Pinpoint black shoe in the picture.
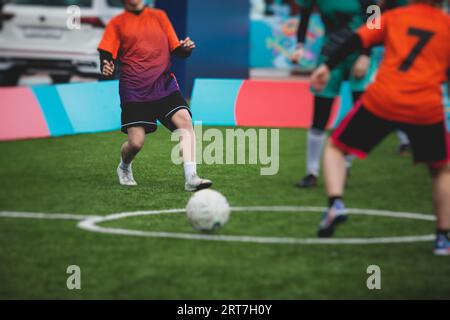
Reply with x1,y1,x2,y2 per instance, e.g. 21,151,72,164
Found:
295,174,318,189
398,144,411,156
317,200,348,238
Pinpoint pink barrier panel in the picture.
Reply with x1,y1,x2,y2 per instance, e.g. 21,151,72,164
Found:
0,87,49,141
235,80,339,128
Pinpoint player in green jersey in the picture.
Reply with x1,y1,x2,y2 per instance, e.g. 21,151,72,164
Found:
291,0,375,188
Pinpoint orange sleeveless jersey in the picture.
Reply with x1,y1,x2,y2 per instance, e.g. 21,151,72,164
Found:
357,3,450,124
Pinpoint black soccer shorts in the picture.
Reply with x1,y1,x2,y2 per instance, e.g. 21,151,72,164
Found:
331,103,450,169
120,91,191,134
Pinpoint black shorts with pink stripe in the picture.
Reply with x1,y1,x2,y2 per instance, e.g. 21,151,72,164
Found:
331,104,450,169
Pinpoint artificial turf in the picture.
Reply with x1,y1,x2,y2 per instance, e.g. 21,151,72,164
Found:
0,127,449,299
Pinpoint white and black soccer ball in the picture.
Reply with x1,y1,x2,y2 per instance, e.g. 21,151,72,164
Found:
186,189,230,231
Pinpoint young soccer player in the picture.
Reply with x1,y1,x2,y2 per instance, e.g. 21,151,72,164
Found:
291,0,375,188
378,0,413,155
310,0,450,255
98,0,212,191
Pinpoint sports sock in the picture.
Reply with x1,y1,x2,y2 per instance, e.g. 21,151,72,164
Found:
345,155,354,170
184,162,197,181
306,128,326,177
120,158,131,171
436,229,450,239
396,130,410,146
328,196,343,208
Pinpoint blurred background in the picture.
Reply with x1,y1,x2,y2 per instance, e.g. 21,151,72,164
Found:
0,0,156,86
0,0,448,138
0,0,323,89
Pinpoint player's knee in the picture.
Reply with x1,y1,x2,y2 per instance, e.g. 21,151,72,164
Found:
173,110,193,130
178,117,193,131
311,119,328,131
312,96,333,131
129,139,144,152
328,139,347,156
310,127,325,135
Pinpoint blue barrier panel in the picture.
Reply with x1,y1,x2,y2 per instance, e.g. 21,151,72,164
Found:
56,80,121,134
156,0,250,97
32,85,74,137
190,79,243,126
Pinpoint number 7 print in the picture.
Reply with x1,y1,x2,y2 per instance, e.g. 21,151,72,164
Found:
399,27,435,72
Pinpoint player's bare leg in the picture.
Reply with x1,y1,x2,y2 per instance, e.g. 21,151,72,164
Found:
117,126,145,186
171,109,212,192
324,140,347,197
432,165,450,255
317,140,348,237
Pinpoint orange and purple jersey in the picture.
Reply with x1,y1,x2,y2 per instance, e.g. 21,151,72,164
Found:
356,3,450,125
98,8,181,103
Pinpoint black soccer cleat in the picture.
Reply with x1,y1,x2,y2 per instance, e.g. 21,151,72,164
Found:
295,174,318,189
397,143,411,156
185,174,213,192
317,200,348,238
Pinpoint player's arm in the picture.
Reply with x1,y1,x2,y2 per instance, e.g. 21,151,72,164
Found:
157,9,195,59
311,34,369,90
172,37,196,59
296,5,313,45
352,0,375,79
311,12,388,91
98,49,115,78
97,18,120,78
290,0,314,64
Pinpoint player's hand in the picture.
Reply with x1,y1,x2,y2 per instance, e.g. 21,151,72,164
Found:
310,64,331,92
180,37,196,51
102,60,115,76
290,45,305,64
352,54,370,79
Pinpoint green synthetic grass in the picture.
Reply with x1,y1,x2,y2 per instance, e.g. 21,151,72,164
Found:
0,127,449,299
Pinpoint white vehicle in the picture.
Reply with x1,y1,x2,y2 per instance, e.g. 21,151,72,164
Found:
0,0,131,85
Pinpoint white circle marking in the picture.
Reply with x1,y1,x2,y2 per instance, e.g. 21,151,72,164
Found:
76,206,435,245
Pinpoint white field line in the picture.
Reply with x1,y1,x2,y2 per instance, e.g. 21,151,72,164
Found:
76,206,436,245
0,211,99,220
0,207,437,245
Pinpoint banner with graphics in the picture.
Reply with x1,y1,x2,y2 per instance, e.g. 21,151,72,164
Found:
250,13,324,70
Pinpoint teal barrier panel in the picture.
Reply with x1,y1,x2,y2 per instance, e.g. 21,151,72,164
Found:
333,82,353,128
190,79,243,126
56,81,121,134
32,85,74,137
443,83,450,130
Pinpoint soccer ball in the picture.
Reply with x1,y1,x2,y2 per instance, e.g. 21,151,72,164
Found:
186,189,230,231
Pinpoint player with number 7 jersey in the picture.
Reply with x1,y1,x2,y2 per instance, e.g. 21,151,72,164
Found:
309,1,450,255
356,1,450,125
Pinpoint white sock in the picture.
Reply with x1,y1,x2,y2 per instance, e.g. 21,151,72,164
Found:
345,155,354,170
397,130,410,146
306,128,326,177
184,162,197,181
120,158,131,170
